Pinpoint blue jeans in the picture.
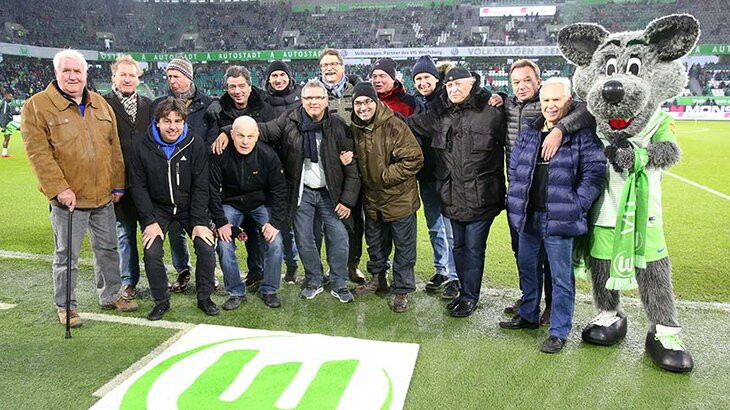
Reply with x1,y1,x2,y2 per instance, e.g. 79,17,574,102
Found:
419,180,457,281
116,219,140,286
451,218,494,303
283,228,298,269
517,212,575,340
168,221,192,274
216,205,283,296
293,187,349,290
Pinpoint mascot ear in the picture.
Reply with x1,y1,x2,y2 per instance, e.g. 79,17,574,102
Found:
558,23,609,67
644,14,700,61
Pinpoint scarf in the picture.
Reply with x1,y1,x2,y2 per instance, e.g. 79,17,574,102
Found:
300,108,323,163
323,75,347,98
172,84,196,104
113,87,138,123
605,147,649,290
152,123,189,159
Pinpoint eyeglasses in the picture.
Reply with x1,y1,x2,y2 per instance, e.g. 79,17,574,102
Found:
353,98,375,108
320,62,342,69
302,96,327,102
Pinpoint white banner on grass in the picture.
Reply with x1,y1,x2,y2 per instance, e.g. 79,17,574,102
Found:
90,324,419,410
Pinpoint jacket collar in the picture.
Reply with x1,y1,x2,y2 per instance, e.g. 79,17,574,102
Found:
220,86,265,113
377,81,406,100
48,81,91,112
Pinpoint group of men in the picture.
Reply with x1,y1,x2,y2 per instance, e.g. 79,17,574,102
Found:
22,47,607,353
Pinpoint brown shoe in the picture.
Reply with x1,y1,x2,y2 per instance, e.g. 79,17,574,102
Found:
393,294,409,313
101,297,139,312
348,264,366,284
58,309,82,328
171,270,191,293
122,284,136,300
354,272,388,295
504,297,522,314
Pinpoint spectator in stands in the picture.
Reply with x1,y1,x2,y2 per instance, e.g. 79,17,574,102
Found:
350,82,423,313
406,67,506,318
210,65,278,293
128,97,219,320
22,49,138,328
500,78,606,353
500,59,594,324
209,116,288,310
319,48,366,284
262,60,303,284
371,57,422,116
1,92,13,158
256,79,361,303
103,55,152,301
152,57,217,295
410,55,459,300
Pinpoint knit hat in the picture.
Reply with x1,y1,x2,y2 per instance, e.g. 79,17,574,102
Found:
412,55,439,80
371,57,397,80
167,57,194,82
352,82,379,105
266,60,291,80
444,66,472,83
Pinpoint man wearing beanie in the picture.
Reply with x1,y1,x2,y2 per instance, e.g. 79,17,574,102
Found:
406,66,506,318
410,55,459,301
151,57,217,294
350,82,423,313
371,57,422,117
262,60,303,284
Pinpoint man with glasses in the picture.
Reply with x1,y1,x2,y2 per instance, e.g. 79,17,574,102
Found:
319,48,366,285
256,79,361,303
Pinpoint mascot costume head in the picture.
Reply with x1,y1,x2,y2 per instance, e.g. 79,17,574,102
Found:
558,14,700,372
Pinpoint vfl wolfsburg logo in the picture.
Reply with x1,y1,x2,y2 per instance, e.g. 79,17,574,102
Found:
92,325,419,409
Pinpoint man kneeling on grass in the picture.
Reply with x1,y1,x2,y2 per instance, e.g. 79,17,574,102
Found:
128,97,219,321
499,78,606,353
210,116,287,310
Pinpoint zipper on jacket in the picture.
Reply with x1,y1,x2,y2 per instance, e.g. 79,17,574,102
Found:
165,137,195,216
176,162,180,186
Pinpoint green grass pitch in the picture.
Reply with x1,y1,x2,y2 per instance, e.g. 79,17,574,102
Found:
0,121,729,408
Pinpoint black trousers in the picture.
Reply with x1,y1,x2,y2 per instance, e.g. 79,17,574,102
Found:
364,213,417,294
143,211,216,303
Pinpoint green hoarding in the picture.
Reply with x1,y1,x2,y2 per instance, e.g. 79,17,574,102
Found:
690,44,730,55
98,49,323,63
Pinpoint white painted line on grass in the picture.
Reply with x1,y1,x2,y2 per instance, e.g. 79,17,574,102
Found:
80,312,195,331
0,302,17,310
664,171,730,201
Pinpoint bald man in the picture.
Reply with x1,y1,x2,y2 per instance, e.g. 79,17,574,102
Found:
209,116,288,309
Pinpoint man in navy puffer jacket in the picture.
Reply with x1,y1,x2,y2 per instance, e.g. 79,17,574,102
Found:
500,78,606,354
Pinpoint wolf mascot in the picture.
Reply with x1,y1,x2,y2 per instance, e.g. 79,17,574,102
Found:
558,14,700,372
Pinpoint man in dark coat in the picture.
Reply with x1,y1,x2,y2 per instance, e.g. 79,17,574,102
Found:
257,79,361,303
151,57,217,294
104,54,152,300
407,67,506,318
128,97,219,321
499,78,606,353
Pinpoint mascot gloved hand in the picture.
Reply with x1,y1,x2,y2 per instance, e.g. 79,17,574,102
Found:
558,14,699,373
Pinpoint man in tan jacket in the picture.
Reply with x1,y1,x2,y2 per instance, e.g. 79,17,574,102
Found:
22,49,137,328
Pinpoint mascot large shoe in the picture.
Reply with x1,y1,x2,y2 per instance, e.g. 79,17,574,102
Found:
558,14,699,373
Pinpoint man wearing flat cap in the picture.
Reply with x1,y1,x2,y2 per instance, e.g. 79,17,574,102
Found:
406,66,506,318
371,57,422,117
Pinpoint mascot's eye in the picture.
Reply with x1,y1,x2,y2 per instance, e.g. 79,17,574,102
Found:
605,57,618,76
627,57,642,76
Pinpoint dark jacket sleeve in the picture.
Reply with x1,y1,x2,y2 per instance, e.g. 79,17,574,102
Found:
265,152,288,230
575,129,607,213
208,150,228,228
189,139,211,227
337,125,361,208
203,110,220,146
257,113,287,147
555,100,596,136
382,120,424,188
127,144,157,227
492,106,507,146
405,109,440,142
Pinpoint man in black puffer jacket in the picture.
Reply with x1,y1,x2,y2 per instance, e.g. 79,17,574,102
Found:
407,66,506,318
263,60,302,115
257,79,361,304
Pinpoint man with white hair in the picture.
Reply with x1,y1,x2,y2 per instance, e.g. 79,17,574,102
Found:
22,49,138,328
500,77,606,353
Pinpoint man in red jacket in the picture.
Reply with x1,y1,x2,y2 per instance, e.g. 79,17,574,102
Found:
371,57,422,117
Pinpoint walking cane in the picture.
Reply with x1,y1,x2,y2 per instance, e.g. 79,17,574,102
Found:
65,208,73,339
